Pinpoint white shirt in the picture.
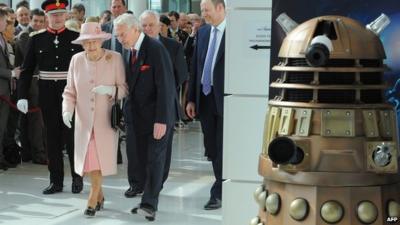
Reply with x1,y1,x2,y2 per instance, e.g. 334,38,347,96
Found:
169,27,179,36
133,32,145,57
18,24,29,33
201,19,226,86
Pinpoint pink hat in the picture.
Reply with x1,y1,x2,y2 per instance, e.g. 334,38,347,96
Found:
71,22,111,44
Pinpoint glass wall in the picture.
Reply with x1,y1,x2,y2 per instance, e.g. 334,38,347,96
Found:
0,0,196,16
71,0,111,17
167,0,190,12
148,0,161,12
0,0,10,6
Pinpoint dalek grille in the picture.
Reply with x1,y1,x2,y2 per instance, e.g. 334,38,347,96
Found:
285,72,314,84
319,72,355,84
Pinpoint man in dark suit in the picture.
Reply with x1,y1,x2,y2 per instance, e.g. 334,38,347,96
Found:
114,13,175,221
168,11,189,44
122,10,188,196
186,0,226,210
14,5,30,36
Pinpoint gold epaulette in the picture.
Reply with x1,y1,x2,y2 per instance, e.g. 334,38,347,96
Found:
29,29,46,37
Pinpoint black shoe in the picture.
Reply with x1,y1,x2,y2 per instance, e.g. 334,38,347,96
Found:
95,198,105,211
84,206,96,217
137,204,156,221
124,185,143,198
5,161,17,168
0,161,9,171
32,155,47,165
42,183,63,194
2,160,16,168
32,158,47,165
21,154,32,162
204,198,221,210
130,205,139,214
72,177,83,194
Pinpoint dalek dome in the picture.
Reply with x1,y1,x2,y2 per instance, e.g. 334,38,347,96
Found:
278,15,386,60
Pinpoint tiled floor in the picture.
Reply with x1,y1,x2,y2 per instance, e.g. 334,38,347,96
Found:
0,122,222,225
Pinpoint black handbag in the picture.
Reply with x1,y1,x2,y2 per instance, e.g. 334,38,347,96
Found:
111,87,123,130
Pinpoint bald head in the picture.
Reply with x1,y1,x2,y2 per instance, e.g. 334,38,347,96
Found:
16,6,30,26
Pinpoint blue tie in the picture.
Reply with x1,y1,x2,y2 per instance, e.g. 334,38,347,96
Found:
202,27,218,95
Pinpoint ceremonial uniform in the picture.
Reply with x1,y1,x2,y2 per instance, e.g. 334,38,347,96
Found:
17,0,84,194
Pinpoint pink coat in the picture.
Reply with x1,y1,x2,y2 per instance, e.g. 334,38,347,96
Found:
62,49,127,176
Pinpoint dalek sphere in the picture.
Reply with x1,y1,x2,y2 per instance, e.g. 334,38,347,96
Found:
251,14,400,225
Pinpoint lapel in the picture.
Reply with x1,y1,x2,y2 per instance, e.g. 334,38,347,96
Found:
200,25,211,66
0,35,10,64
129,35,148,89
215,31,225,65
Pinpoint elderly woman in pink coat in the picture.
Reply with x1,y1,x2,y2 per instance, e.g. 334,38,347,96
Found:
62,22,127,217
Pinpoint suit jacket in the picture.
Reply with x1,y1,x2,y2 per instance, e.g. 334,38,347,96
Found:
124,34,175,134
170,28,189,44
188,24,225,116
159,35,188,87
159,35,188,121
14,25,33,36
14,31,30,67
0,34,12,96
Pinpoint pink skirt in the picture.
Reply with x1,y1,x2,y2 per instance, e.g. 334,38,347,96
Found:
83,130,101,173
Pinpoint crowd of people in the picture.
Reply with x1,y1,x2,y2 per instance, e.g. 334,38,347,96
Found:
0,0,226,221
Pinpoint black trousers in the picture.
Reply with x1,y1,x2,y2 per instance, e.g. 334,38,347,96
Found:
3,88,19,148
136,128,170,210
124,100,144,188
163,129,174,183
20,78,46,160
199,90,223,200
38,80,80,186
125,100,174,189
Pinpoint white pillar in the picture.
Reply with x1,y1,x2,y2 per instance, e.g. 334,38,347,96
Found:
223,0,272,224
128,0,147,17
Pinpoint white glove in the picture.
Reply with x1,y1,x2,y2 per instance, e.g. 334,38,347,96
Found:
17,99,28,114
92,85,116,96
12,67,21,79
63,112,73,128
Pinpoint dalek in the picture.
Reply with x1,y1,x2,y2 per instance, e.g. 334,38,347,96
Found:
251,14,400,225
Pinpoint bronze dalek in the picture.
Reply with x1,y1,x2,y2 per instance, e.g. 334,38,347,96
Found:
252,14,400,225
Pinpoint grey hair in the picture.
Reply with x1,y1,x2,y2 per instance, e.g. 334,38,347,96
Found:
113,13,140,30
139,10,160,25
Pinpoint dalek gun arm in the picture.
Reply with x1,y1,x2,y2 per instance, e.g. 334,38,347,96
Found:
267,137,304,165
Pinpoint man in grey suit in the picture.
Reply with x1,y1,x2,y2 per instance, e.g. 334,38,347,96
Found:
0,9,20,170
101,0,127,53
